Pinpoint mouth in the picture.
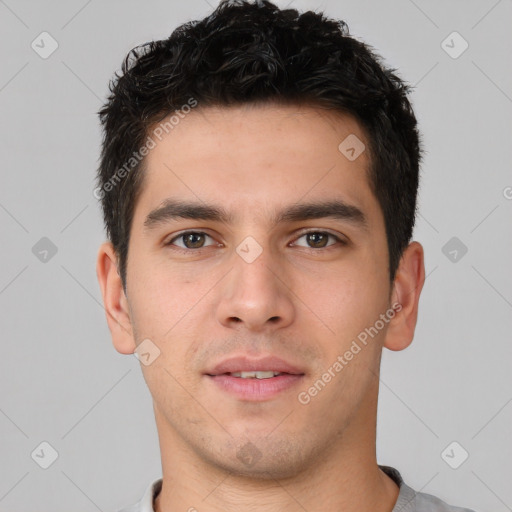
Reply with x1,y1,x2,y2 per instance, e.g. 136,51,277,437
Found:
207,370,296,379
221,371,287,379
204,356,306,401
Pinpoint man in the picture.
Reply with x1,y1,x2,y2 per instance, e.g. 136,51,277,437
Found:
95,1,477,511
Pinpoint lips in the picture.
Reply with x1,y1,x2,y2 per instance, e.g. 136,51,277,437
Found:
205,356,305,401
205,355,305,377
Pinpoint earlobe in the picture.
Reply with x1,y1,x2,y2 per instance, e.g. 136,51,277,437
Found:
96,242,136,354
384,241,425,352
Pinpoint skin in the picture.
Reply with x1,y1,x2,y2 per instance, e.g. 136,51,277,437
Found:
97,103,424,512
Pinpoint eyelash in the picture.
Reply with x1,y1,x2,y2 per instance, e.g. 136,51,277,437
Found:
291,231,347,249
165,230,346,253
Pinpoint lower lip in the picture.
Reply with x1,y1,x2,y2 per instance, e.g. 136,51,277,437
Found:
206,374,304,401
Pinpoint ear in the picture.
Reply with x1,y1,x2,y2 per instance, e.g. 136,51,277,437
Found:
96,242,136,354
384,241,425,352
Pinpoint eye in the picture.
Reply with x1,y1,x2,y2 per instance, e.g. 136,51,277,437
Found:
292,231,344,249
167,231,217,250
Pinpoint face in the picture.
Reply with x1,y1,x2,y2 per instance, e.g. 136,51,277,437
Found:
109,104,407,478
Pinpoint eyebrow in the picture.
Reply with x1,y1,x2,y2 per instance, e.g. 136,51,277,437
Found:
144,200,234,229
274,200,367,229
143,198,368,231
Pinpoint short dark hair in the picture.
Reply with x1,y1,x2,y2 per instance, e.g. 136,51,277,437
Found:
96,0,421,287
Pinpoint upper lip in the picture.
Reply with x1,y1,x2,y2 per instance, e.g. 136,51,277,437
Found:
205,355,305,376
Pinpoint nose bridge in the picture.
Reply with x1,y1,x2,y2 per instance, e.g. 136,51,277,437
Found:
215,237,295,330
234,241,278,294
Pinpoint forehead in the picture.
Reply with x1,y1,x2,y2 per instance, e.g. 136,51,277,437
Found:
136,103,380,228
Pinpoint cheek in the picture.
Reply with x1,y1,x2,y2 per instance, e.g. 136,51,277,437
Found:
301,262,386,338
126,251,205,340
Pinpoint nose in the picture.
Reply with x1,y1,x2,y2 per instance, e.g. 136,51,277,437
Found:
215,245,295,332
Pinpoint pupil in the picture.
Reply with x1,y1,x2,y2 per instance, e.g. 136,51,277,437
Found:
185,233,204,248
308,233,327,248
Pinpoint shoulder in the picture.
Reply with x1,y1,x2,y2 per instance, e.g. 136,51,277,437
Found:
413,487,477,512
115,478,162,512
396,480,477,512
379,466,477,512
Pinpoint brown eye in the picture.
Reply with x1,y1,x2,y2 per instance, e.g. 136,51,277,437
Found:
306,232,329,248
182,233,206,248
168,231,215,249
292,231,342,249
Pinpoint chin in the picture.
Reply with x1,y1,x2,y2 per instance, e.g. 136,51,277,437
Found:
203,436,309,480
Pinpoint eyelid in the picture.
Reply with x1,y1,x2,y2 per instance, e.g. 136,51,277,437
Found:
165,230,219,249
290,229,347,247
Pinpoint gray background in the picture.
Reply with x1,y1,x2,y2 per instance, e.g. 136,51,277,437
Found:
0,0,511,511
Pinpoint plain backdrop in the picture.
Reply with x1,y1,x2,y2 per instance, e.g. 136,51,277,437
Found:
0,1,511,511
